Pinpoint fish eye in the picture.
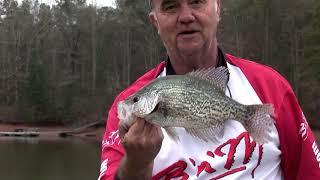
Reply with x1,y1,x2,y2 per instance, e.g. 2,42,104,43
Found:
133,97,139,103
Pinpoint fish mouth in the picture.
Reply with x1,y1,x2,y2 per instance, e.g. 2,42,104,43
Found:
117,101,134,121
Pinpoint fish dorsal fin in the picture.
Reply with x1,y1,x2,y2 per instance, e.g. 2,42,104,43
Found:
188,67,229,92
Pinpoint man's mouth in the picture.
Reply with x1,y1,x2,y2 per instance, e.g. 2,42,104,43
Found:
179,30,198,35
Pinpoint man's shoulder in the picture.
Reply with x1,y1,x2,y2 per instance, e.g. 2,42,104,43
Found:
225,54,294,105
225,54,291,88
113,61,166,104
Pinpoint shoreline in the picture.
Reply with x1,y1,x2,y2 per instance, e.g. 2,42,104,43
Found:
0,122,105,142
0,123,319,144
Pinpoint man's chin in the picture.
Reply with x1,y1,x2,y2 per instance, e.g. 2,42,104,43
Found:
177,46,203,56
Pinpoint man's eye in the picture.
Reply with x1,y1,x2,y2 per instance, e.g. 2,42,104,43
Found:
190,0,204,6
191,0,200,4
165,5,176,10
162,2,178,12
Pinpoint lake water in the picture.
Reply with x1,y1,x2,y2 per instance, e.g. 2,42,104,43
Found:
0,131,318,180
0,137,101,180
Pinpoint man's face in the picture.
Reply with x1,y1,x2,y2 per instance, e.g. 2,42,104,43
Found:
149,0,221,56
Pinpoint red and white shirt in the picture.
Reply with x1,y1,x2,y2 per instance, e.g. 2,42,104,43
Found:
98,54,320,180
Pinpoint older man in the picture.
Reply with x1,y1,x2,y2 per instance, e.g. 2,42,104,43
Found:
99,0,320,179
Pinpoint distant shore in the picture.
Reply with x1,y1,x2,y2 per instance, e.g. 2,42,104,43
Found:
0,122,105,142
0,122,319,144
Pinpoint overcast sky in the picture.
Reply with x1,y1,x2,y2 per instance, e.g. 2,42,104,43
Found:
17,0,116,8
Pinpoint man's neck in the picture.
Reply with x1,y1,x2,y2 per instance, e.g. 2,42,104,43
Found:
167,41,219,75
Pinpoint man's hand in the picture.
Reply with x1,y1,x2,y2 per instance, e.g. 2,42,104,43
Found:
116,117,164,180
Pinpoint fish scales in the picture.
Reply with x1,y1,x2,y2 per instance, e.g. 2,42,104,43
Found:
160,81,242,126
159,80,219,127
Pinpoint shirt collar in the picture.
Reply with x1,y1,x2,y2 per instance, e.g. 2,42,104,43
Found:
165,46,227,75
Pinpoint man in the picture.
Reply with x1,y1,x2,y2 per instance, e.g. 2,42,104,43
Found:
99,0,320,179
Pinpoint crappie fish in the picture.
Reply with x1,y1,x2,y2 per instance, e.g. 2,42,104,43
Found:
117,67,274,143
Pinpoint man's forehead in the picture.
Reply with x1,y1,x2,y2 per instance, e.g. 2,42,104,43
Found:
150,0,177,5
151,0,176,3
149,0,177,7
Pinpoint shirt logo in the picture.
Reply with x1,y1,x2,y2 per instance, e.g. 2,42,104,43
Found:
299,112,308,141
299,123,308,141
153,132,264,179
98,159,108,180
102,130,121,148
312,142,320,168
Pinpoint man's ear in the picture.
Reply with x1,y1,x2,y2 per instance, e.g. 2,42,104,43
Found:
149,12,159,32
216,0,221,19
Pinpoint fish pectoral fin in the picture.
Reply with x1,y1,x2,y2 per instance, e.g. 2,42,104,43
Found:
164,127,180,142
185,124,224,143
145,111,165,126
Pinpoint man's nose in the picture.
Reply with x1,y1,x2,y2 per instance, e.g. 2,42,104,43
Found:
178,5,195,24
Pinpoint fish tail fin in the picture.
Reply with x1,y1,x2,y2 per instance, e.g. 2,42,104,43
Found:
245,104,275,144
